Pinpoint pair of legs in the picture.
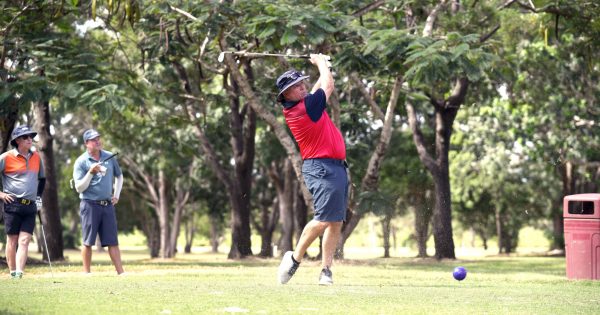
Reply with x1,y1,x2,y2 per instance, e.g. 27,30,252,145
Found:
81,244,124,274
292,219,343,268
5,231,33,273
80,200,124,274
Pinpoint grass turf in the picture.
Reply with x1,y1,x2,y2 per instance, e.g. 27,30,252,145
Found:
1,250,599,314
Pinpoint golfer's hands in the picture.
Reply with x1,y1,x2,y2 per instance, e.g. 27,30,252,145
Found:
0,192,14,204
89,163,102,175
36,196,43,211
111,196,119,205
309,54,332,68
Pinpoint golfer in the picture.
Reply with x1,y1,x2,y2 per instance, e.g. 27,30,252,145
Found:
276,54,348,285
73,129,125,275
0,126,45,279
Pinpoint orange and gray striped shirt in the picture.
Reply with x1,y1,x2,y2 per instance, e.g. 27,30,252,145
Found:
0,149,45,200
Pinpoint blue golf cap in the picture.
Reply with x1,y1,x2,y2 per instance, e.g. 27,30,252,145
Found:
83,129,101,142
276,69,309,102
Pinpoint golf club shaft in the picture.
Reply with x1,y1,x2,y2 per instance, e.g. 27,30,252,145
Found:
219,51,331,62
102,152,119,163
37,211,54,278
224,51,310,59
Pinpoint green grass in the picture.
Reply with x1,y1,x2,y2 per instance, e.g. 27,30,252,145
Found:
1,249,599,314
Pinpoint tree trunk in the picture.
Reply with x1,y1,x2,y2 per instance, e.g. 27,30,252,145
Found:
0,103,18,153
209,212,221,253
414,202,433,258
272,159,295,254
294,184,308,244
33,97,64,261
553,160,575,250
143,217,160,258
157,169,171,258
228,190,253,258
178,56,256,259
382,213,392,258
336,76,403,258
431,168,456,259
405,77,467,260
257,188,278,257
495,207,503,254
168,173,191,257
184,212,196,254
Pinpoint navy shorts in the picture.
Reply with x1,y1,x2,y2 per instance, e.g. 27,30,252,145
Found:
3,199,37,235
302,158,349,222
80,200,119,247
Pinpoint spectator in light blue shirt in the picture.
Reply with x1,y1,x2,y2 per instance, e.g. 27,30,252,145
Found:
73,128,125,275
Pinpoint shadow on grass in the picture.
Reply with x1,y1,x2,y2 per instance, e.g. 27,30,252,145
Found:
333,255,566,276
289,282,492,288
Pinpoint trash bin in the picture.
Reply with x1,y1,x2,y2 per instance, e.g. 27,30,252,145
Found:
563,193,600,280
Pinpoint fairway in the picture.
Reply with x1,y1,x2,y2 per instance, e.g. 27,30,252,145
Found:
2,250,599,314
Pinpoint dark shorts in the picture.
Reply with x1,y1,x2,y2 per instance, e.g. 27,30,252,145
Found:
80,200,119,247
3,199,37,235
302,158,349,222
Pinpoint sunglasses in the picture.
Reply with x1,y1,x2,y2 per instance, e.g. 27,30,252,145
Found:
19,135,33,140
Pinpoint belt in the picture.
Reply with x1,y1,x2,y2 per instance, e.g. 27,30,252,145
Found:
85,199,112,206
304,158,349,168
16,198,34,205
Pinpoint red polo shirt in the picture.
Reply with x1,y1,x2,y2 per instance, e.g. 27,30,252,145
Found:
283,89,346,160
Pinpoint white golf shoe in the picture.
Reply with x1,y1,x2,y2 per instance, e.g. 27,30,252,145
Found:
319,267,333,286
278,251,300,284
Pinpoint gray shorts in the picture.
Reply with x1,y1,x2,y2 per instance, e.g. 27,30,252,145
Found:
302,158,349,222
80,200,119,247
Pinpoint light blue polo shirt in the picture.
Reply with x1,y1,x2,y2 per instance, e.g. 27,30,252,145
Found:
73,150,122,200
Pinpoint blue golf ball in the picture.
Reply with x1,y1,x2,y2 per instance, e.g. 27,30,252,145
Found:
453,266,467,281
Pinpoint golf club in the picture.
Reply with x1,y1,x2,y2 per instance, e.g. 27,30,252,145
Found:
101,152,119,163
68,152,118,191
37,210,55,280
218,51,331,63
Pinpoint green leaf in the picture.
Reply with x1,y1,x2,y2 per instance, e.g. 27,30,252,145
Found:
257,25,277,39
280,29,298,45
451,43,470,61
312,18,336,32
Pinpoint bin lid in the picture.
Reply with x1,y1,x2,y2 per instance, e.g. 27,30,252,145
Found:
564,194,600,219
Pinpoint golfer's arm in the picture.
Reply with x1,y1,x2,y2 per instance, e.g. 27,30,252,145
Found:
75,172,93,193
37,178,46,197
311,77,322,94
113,174,123,199
316,61,334,101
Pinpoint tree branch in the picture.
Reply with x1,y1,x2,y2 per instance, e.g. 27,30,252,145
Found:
445,77,469,108
423,0,448,37
169,5,198,21
361,76,403,190
479,24,501,43
406,102,438,173
122,155,159,204
350,73,385,121
352,0,386,17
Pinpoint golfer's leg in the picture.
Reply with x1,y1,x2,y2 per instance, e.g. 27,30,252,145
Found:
293,220,327,262
6,234,18,272
108,246,124,274
321,221,342,269
82,245,92,273
16,232,32,272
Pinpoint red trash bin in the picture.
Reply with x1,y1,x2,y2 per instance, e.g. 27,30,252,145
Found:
563,193,600,280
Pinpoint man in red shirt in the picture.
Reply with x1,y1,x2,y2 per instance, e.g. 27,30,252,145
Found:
276,54,348,285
